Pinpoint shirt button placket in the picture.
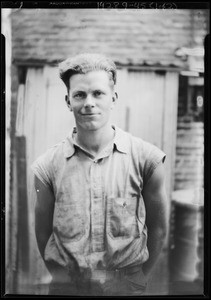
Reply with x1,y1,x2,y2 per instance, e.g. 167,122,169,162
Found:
91,159,104,252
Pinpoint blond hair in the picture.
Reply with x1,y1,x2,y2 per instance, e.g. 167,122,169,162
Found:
59,53,117,90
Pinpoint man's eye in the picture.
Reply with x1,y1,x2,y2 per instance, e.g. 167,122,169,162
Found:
94,91,103,97
74,93,85,99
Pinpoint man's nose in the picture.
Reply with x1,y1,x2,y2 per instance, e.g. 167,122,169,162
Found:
84,95,95,108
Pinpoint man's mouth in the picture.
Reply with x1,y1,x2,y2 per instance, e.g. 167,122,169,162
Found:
81,113,99,116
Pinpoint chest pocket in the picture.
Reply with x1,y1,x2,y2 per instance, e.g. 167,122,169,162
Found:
107,197,140,239
53,203,85,242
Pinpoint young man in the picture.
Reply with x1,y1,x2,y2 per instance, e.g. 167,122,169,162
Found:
32,53,168,296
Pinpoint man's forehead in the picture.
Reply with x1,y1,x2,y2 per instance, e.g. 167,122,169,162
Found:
69,70,112,90
70,70,110,80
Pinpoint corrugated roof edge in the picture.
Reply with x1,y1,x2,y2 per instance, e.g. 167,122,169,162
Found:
13,58,188,71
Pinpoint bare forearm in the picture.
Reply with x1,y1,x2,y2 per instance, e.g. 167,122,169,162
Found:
141,163,168,278
34,176,56,275
35,212,52,259
142,226,167,277
35,217,56,276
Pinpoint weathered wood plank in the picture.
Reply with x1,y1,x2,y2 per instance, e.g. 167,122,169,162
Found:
16,136,29,273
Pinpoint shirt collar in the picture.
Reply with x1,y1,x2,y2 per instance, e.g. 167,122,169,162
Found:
63,130,76,158
63,125,129,158
113,125,129,154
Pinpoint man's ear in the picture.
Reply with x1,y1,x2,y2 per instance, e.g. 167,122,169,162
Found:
111,92,118,107
65,95,72,111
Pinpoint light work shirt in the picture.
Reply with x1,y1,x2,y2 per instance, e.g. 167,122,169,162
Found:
31,126,166,274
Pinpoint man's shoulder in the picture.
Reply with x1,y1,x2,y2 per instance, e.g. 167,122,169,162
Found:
115,126,165,160
117,127,153,149
32,137,69,166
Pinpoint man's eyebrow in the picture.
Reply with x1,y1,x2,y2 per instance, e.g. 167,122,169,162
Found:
72,89,86,94
92,86,107,91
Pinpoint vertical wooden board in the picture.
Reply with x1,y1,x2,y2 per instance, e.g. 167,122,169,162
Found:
15,84,25,136
44,66,75,149
15,136,31,292
113,68,168,147
9,84,25,292
23,68,46,160
3,12,12,284
161,71,179,252
7,152,18,293
162,72,179,201
118,70,165,149
111,68,130,131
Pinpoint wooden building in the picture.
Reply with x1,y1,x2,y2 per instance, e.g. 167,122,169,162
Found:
3,7,208,295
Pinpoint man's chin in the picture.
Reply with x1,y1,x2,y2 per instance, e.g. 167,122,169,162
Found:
79,122,101,131
77,120,111,132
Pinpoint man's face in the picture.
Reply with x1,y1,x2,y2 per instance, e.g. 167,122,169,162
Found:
67,70,117,132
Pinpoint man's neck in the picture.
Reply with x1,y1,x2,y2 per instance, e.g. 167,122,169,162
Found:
75,124,115,157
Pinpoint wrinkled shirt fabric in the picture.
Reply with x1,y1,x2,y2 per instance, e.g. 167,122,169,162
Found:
31,125,166,294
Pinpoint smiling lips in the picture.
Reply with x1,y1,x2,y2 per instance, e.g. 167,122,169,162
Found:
81,113,99,116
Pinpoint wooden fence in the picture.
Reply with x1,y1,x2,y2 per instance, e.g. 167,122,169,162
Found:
8,66,179,295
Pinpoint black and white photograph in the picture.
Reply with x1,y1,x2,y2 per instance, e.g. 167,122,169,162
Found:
2,2,209,296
